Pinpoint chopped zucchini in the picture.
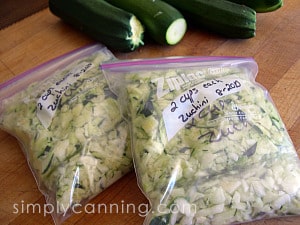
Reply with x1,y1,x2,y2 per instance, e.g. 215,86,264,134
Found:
102,57,300,225
0,45,132,220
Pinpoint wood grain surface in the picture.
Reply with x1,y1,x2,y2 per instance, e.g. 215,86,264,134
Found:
0,1,299,225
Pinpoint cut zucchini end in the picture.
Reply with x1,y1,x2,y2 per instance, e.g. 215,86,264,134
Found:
166,18,187,45
129,16,145,50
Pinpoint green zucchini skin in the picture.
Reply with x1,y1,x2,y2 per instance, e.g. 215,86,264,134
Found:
163,0,256,39
226,0,283,13
106,0,187,45
49,0,144,52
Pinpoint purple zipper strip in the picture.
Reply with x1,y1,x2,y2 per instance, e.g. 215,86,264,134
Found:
101,56,253,69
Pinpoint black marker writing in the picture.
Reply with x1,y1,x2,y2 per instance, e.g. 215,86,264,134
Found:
178,96,208,123
215,80,241,96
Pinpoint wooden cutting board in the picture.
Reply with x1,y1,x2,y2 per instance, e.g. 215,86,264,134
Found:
0,1,299,225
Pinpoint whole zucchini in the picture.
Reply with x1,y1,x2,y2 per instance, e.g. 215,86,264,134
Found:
106,0,187,45
163,0,256,39
226,0,283,13
49,0,144,52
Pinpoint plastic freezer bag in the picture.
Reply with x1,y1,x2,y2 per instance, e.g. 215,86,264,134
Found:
0,44,132,224
102,57,300,225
